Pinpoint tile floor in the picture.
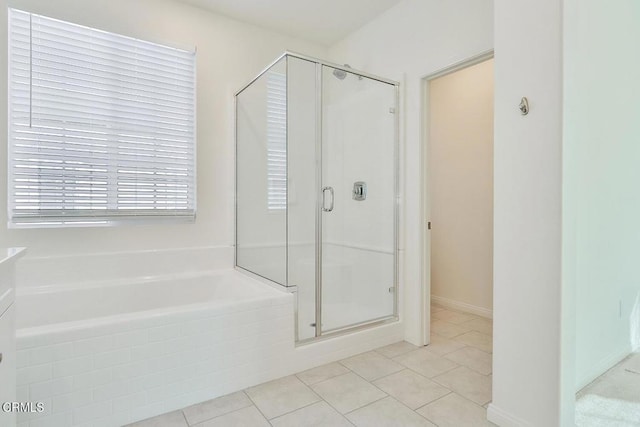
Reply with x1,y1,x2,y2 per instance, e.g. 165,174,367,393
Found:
126,304,495,427
576,351,640,426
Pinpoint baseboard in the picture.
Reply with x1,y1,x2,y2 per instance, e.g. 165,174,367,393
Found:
431,295,493,319
576,344,632,391
487,403,531,427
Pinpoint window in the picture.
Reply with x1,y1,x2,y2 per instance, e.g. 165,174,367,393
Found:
8,9,196,226
266,71,286,211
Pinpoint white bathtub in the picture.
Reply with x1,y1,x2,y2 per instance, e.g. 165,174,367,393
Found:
14,270,293,427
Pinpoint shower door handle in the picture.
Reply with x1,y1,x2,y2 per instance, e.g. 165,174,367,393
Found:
322,187,334,212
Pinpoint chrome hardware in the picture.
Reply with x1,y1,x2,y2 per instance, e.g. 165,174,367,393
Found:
322,186,334,212
519,97,529,115
388,287,395,293
0,353,2,364
352,182,366,201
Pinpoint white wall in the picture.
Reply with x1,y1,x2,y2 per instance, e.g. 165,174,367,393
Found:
564,0,640,392
490,1,565,426
0,0,327,284
429,59,494,317
328,0,494,345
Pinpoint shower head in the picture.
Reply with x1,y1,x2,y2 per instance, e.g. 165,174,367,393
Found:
332,65,350,80
332,64,363,81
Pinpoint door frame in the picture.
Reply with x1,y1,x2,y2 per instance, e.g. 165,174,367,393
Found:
420,50,494,344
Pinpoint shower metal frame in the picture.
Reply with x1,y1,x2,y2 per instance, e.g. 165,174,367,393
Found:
234,51,400,343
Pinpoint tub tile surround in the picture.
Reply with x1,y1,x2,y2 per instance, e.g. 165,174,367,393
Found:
126,305,496,427
0,248,27,427
15,268,404,427
16,298,294,426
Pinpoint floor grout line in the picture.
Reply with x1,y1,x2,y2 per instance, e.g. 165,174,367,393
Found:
312,363,394,417
313,391,358,426
266,398,322,423
342,393,390,416
180,408,190,427
372,342,420,360
182,391,255,426
369,366,411,382
242,389,272,423
401,361,461,384
300,369,359,426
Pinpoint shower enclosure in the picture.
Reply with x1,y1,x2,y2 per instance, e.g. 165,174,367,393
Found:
235,52,398,342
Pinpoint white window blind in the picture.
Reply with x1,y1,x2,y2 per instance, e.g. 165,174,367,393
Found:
8,9,196,226
266,71,286,211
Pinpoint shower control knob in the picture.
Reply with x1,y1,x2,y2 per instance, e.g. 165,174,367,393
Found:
353,182,367,201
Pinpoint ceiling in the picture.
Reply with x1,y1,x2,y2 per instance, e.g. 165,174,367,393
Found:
177,0,403,46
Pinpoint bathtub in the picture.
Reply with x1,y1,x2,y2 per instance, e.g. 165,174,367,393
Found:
14,270,293,427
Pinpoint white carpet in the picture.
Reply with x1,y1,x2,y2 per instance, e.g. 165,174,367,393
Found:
576,353,640,426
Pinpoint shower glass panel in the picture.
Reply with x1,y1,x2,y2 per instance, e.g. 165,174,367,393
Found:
320,66,397,332
235,53,398,342
287,57,318,341
236,58,287,285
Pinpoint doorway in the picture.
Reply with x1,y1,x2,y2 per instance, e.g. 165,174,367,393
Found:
422,54,494,352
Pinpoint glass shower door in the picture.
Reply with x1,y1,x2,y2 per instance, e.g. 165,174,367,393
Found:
319,65,397,333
